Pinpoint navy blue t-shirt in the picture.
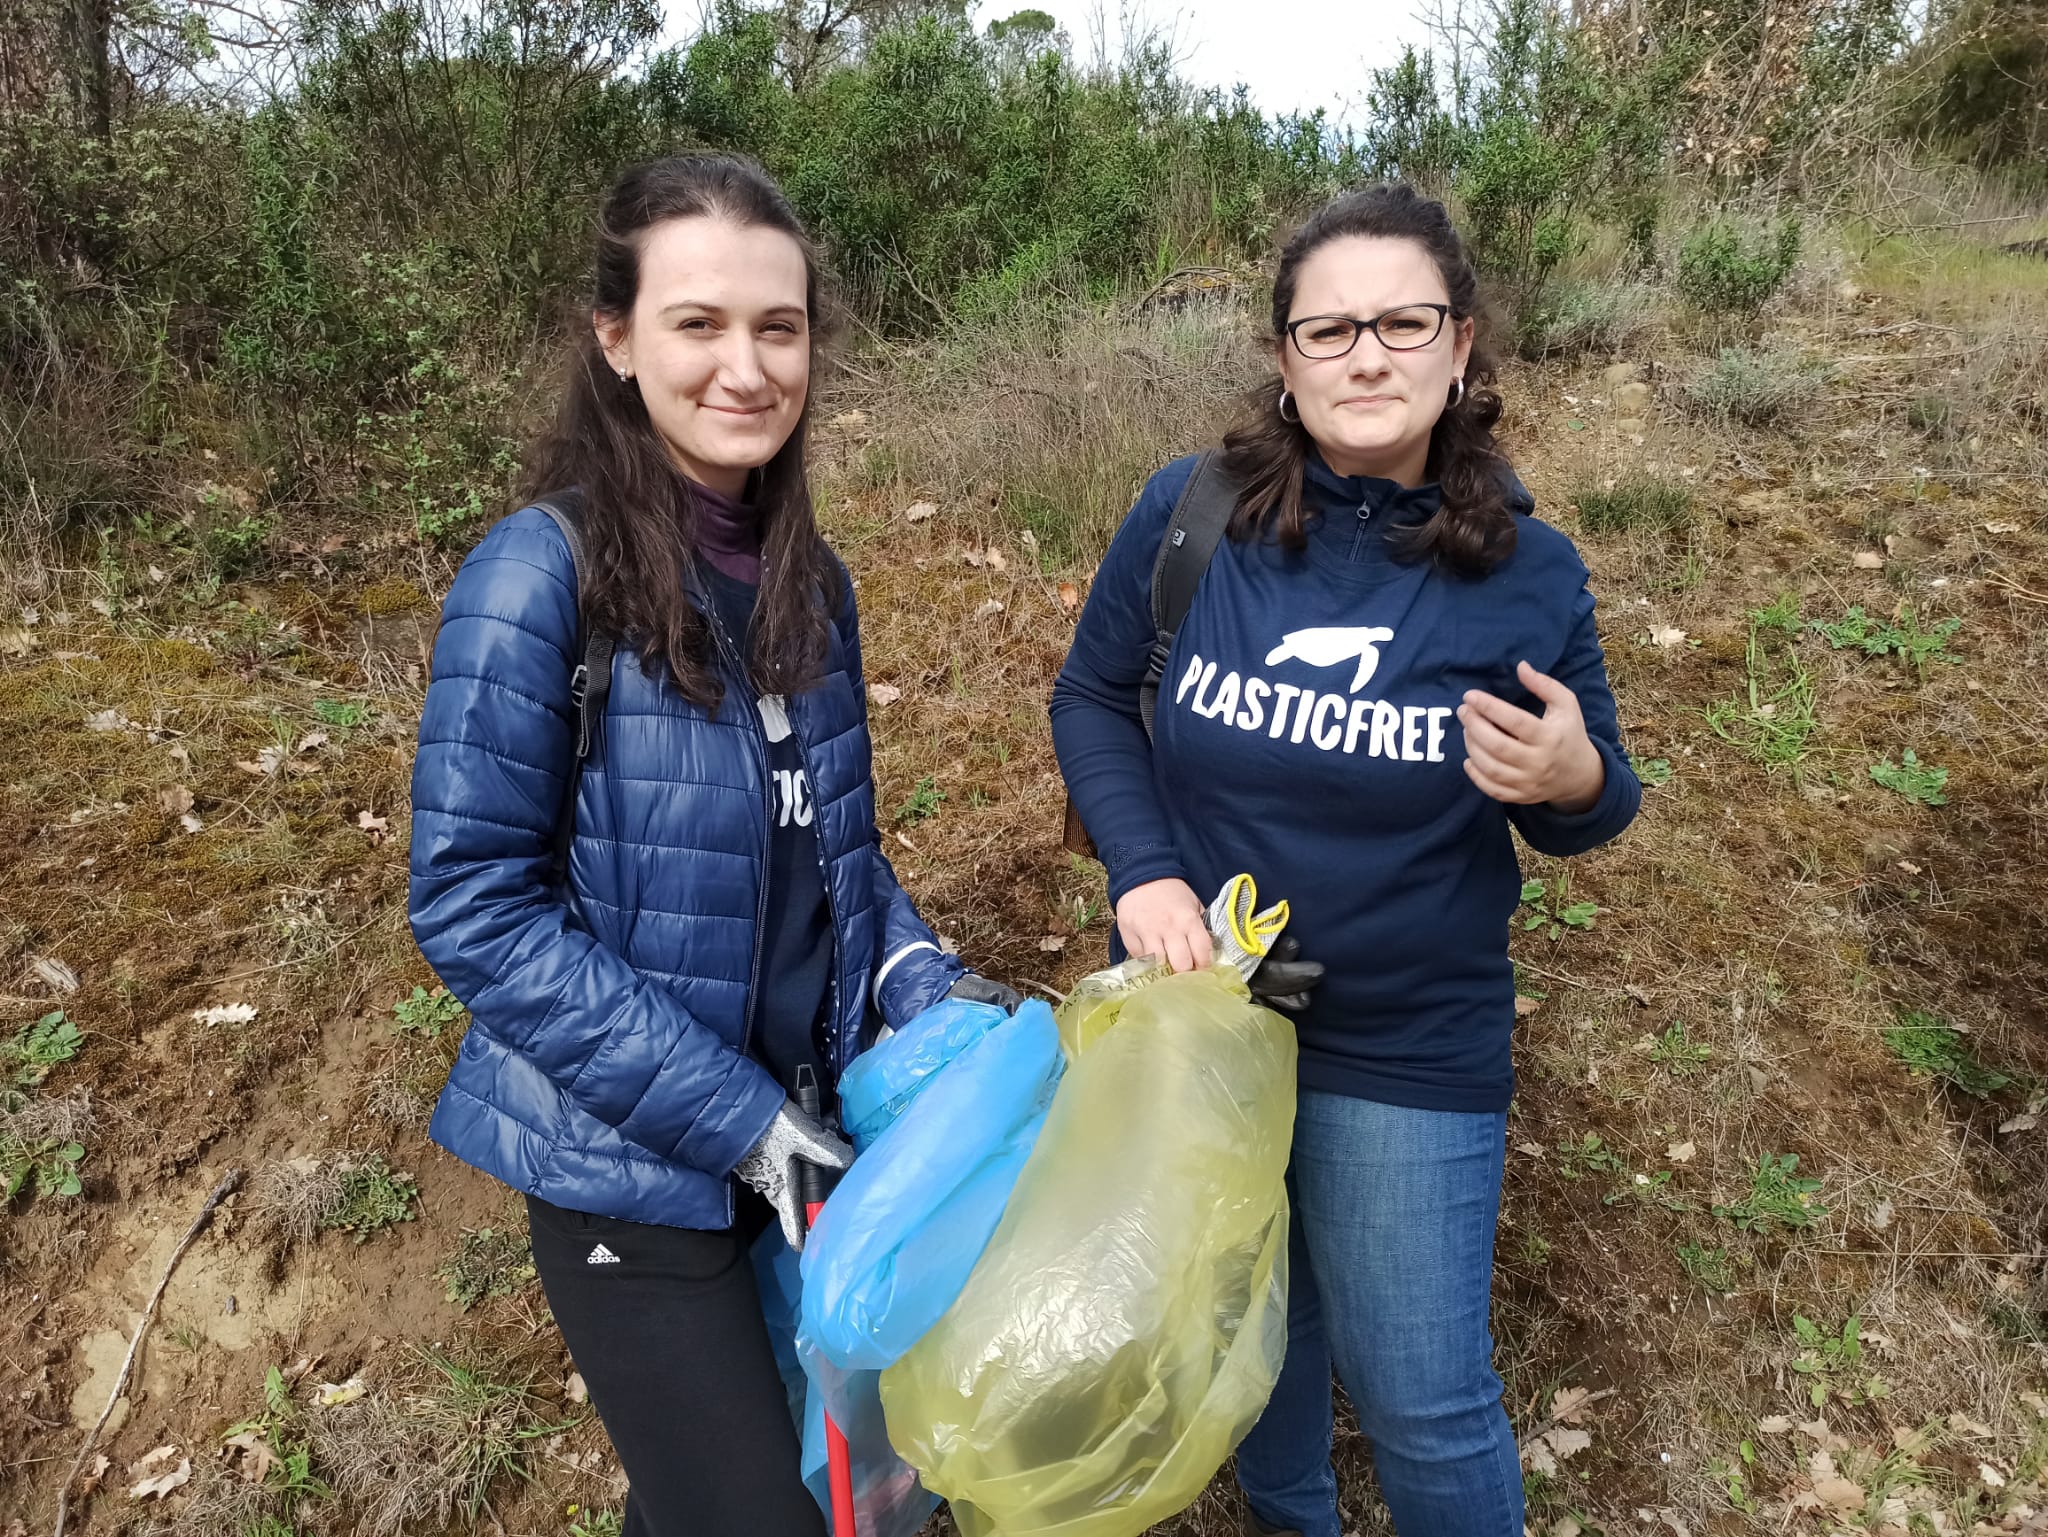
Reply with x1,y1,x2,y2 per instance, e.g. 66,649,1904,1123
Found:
702,566,834,1097
1050,453,1641,1112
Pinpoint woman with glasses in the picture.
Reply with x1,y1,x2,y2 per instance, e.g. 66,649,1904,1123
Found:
1050,184,1640,1537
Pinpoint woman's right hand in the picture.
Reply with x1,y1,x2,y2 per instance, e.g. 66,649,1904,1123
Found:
1114,878,1214,975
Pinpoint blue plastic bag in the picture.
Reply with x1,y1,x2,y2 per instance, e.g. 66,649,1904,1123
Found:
753,1229,936,1537
838,997,1008,1152
800,998,1063,1371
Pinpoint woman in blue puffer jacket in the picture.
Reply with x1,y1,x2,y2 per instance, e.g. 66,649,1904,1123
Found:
407,154,1013,1537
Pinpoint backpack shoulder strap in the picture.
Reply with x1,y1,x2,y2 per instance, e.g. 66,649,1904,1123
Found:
1137,449,1239,738
529,492,614,883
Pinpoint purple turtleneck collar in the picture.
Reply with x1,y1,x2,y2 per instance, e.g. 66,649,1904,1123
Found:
691,477,762,585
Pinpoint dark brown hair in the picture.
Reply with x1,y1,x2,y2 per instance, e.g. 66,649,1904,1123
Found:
522,153,842,711
1219,183,1518,577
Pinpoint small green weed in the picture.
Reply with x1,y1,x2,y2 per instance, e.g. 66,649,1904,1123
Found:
1790,1313,1890,1409
1520,875,1598,940
1883,1011,2010,1096
1748,592,1802,634
1630,755,1673,787
1869,750,1949,806
1714,1152,1827,1232
439,1225,537,1310
1518,1229,1553,1266
392,985,466,1038
893,775,945,825
1812,604,1960,671
1650,1020,1713,1074
1,1131,85,1199
569,1509,625,1537
1556,1131,1627,1181
1575,477,1694,534
1705,628,1819,769
3,1011,81,1086
412,1347,574,1522
321,1155,419,1243
224,1364,332,1513
1677,1239,1736,1293
313,698,372,730
1708,1440,1759,1514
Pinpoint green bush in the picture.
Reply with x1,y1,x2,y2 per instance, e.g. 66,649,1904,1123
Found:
1677,218,1802,314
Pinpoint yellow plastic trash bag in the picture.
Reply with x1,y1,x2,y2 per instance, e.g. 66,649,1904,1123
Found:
880,897,1297,1537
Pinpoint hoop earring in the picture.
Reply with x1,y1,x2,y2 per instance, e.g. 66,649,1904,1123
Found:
1447,377,1465,409
1278,390,1300,424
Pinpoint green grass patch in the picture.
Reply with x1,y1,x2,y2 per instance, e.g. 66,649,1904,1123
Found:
1883,1010,2010,1096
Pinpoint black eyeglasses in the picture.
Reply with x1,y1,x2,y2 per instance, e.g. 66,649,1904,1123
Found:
1285,304,1451,360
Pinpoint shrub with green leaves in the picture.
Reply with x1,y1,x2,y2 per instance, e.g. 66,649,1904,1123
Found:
1517,279,1656,359
3,1011,81,1087
1883,1011,2010,1096
1676,218,1801,313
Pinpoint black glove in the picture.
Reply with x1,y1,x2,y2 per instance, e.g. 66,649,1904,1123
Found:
948,974,1023,1013
1247,935,1323,1014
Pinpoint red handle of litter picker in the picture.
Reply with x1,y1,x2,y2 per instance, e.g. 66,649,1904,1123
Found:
805,1195,857,1537
795,1065,857,1537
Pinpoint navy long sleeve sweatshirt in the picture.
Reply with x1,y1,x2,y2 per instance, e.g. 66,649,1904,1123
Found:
1050,452,1641,1112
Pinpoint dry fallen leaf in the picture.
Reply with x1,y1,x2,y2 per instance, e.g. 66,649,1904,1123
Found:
356,809,388,845
1982,521,2018,535
222,1429,276,1483
161,784,194,816
1649,626,1689,648
1814,1475,1866,1511
1891,1425,1934,1455
2019,1391,2047,1418
893,832,917,853
866,683,902,707
1550,1386,1595,1424
1549,1518,1582,1537
1515,1140,1544,1158
1978,1463,2006,1489
566,1372,588,1405
296,730,330,755
180,812,204,834
1037,934,1067,953
985,545,1008,573
31,956,79,993
973,598,1005,621
1667,1140,1697,1163
1998,1112,2038,1134
903,501,938,523
1949,1412,1994,1438
1853,550,1885,569
1623,983,1653,1006
1513,994,1542,1017
1057,580,1080,613
963,548,984,568
129,1459,192,1500
1758,1415,1795,1434
314,1377,366,1407
86,708,136,732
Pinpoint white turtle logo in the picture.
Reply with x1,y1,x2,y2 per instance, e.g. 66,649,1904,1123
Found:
1264,626,1397,693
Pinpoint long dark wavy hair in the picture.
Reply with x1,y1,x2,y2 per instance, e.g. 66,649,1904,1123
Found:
1219,183,1518,577
522,153,842,712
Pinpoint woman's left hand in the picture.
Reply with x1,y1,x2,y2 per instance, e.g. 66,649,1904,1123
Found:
1457,661,1606,813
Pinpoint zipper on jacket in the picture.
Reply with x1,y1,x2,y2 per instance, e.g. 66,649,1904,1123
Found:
1348,496,1375,560
700,594,774,1067
787,706,847,1078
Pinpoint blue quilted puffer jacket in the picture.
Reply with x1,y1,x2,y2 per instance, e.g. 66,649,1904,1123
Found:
409,506,965,1228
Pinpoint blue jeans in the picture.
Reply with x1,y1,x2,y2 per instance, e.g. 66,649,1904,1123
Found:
1235,1091,1523,1537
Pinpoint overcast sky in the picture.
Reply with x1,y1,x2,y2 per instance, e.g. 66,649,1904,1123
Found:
1011,1,1431,122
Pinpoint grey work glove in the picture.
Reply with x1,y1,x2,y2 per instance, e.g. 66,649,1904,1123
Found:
1247,934,1324,1014
734,1099,854,1252
948,974,1023,1013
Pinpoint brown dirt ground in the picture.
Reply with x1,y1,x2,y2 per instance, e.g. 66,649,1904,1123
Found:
3,239,2045,1537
